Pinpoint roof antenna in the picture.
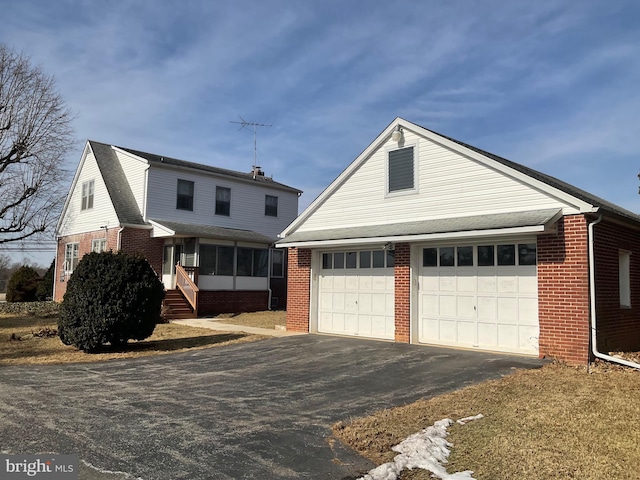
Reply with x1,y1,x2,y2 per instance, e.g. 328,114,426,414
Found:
230,115,272,179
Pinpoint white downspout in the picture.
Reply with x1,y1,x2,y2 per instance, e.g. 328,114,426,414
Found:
589,214,640,370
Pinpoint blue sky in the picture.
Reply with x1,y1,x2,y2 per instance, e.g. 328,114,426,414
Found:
2,0,640,266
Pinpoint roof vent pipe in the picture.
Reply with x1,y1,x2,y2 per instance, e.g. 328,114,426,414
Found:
589,214,640,370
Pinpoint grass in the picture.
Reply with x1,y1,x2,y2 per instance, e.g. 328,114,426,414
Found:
0,313,265,365
212,310,286,329
333,362,640,480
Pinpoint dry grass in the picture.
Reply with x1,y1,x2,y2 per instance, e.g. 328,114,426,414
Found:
212,310,286,329
334,363,640,480
0,313,264,365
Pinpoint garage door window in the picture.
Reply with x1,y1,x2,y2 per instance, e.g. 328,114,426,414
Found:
423,243,537,267
322,250,394,269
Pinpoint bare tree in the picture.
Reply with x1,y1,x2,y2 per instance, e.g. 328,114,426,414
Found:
0,44,74,245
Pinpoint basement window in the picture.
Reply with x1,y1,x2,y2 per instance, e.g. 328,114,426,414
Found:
620,250,631,308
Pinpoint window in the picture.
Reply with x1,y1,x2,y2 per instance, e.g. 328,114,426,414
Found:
518,244,537,266
81,180,94,210
423,248,438,267
372,251,385,268
388,147,414,192
162,245,173,275
177,179,194,211
457,246,474,266
321,250,393,269
271,249,284,278
64,243,79,272
199,244,235,276
92,239,106,253
497,245,516,266
265,195,278,217
216,186,231,216
236,247,268,277
478,246,494,266
620,250,631,308
345,252,357,269
440,247,455,267
360,251,371,268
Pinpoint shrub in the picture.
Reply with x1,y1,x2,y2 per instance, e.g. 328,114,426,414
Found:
58,251,165,352
36,259,55,301
6,266,41,302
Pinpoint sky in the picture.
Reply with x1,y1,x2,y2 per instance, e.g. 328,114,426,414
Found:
1,0,640,267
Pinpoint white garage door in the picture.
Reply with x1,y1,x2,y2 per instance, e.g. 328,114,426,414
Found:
418,242,539,354
318,250,395,340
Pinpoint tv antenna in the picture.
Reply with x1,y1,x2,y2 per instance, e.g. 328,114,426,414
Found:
230,115,272,173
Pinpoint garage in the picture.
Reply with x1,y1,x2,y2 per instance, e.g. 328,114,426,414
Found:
317,249,395,339
418,241,539,354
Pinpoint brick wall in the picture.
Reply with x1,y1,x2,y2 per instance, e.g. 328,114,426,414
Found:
119,228,164,275
199,290,268,315
394,243,411,342
593,218,640,353
537,215,591,365
285,248,311,332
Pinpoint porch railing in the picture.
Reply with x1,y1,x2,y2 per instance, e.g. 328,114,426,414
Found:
176,264,199,316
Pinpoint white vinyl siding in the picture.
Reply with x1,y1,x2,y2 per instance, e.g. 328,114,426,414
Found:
146,165,298,239
113,149,148,216
297,130,575,232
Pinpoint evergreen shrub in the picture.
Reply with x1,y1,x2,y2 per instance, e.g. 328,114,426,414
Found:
6,266,41,302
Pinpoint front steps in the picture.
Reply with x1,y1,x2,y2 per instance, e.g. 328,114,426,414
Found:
163,289,195,320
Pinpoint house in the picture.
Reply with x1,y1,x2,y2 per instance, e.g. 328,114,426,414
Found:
277,117,640,365
55,140,301,317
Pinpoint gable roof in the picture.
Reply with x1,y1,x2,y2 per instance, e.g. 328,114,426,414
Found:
88,141,147,226
280,117,640,240
116,146,302,194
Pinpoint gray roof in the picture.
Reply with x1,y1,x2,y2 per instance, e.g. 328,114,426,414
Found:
420,122,640,223
117,146,302,194
150,219,276,244
88,141,146,226
277,209,561,244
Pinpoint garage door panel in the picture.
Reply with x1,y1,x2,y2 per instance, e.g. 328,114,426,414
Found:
344,314,358,333
345,293,358,311
332,293,345,310
372,275,389,290
440,320,457,342
421,294,438,316
457,295,476,318
497,324,518,349
477,322,497,347
518,273,537,293
345,275,358,289
457,273,476,292
518,298,538,323
497,297,518,322
358,293,372,312
439,276,456,291
477,296,496,320
421,317,439,341
497,275,517,293
478,274,497,293
358,275,372,289
320,275,333,289
439,296,457,316
519,326,539,351
457,321,476,344
422,275,439,291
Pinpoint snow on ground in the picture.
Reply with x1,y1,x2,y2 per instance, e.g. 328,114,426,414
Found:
358,414,483,480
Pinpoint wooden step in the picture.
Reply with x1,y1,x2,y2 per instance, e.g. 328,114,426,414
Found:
163,289,195,319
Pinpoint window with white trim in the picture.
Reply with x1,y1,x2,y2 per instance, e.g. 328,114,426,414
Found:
92,239,106,253
81,180,94,210
620,250,631,308
265,195,278,217
270,249,284,277
388,146,414,193
64,243,79,272
176,179,194,211
215,186,231,216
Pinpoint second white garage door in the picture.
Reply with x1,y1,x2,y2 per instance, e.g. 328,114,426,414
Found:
318,249,395,340
418,242,539,355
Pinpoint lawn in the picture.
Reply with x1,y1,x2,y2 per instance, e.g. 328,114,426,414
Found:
0,312,265,365
212,310,286,329
334,362,640,480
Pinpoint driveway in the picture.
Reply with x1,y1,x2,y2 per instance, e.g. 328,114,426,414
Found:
0,335,544,479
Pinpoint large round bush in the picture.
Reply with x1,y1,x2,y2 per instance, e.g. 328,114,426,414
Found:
59,251,165,352
6,265,41,302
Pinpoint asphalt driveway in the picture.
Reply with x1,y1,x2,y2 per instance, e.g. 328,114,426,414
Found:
0,335,544,479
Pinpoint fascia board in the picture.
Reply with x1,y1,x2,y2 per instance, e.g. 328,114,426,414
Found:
148,219,176,238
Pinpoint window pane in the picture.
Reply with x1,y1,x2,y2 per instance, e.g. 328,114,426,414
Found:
177,179,194,211
162,245,172,275
388,147,414,192
265,195,278,217
440,247,454,267
497,245,516,266
271,249,284,277
518,244,537,266
236,247,253,276
199,244,216,275
334,252,345,269
253,249,269,277
457,246,473,266
322,253,332,269
359,251,371,268
372,250,385,268
345,252,357,268
217,246,234,276
478,245,494,266
215,187,231,216
423,248,437,267
386,250,395,268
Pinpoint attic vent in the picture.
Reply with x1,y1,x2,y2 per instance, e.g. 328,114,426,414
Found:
388,146,414,192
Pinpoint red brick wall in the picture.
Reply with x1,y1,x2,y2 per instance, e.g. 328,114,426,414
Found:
199,290,268,315
54,228,121,301
119,228,164,275
593,218,640,353
285,248,311,332
537,215,591,365
394,243,411,342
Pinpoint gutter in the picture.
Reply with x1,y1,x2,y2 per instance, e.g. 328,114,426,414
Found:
589,214,640,370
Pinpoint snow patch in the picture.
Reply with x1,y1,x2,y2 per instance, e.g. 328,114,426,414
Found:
358,414,483,480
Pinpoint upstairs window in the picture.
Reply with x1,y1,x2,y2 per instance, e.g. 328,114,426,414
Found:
176,179,194,211
81,180,94,210
265,195,278,217
388,146,414,193
216,186,231,216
